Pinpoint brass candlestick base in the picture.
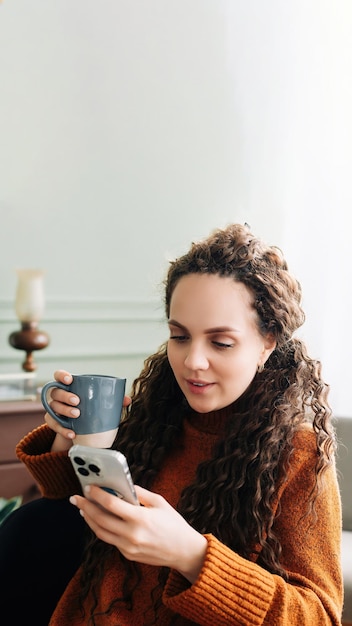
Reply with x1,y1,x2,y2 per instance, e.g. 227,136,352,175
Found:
9,321,50,372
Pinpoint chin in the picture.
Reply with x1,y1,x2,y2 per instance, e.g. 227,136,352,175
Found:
187,399,221,414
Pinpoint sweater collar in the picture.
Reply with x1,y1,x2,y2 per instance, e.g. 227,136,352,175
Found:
185,406,232,435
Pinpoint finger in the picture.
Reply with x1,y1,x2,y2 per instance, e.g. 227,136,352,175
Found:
50,387,80,409
48,397,80,420
78,507,128,549
70,493,144,557
122,395,132,408
70,493,129,538
54,369,73,384
44,412,76,439
70,495,117,531
83,485,139,520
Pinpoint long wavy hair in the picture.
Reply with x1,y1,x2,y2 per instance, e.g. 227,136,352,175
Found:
78,223,335,624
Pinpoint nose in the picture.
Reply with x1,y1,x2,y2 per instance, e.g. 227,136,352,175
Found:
184,342,209,371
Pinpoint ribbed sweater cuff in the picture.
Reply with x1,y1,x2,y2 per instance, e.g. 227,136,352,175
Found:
163,534,275,625
15,424,81,499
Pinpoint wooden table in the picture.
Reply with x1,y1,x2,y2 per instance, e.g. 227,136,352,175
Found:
0,400,45,503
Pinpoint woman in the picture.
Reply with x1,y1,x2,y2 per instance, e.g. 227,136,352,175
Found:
0,223,343,624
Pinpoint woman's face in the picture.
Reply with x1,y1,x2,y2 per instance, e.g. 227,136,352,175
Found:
167,273,275,413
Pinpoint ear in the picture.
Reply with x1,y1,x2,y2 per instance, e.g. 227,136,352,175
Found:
259,334,276,368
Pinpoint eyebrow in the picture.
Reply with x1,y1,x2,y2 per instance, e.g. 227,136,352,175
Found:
168,319,241,334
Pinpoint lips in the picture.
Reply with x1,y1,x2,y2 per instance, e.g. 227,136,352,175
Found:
186,379,214,394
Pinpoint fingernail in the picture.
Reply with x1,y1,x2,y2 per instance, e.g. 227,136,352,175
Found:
84,485,91,495
70,396,79,405
70,408,80,417
69,496,77,506
67,432,75,439
64,376,71,383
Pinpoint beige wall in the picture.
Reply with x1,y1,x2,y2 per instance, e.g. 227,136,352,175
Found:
0,1,351,410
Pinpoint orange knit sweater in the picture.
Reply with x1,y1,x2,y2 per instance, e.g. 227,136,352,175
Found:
16,412,343,625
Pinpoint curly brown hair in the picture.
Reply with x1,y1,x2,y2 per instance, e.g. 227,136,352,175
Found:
78,223,335,624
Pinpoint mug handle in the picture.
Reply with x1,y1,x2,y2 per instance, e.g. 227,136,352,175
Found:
41,381,74,429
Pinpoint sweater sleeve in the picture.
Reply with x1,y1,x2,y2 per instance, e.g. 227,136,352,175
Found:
15,424,81,499
163,432,343,625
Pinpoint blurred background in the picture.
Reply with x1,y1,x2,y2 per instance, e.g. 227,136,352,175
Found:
0,0,351,415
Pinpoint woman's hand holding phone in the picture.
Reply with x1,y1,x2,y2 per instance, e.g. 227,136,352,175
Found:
70,484,208,585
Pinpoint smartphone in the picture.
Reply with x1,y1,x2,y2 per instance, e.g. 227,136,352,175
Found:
68,444,139,505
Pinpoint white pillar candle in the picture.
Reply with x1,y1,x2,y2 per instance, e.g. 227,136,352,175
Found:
15,269,45,323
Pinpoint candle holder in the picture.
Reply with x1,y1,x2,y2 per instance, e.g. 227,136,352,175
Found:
8,269,50,372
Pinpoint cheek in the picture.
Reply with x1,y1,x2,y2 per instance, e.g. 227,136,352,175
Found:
224,351,259,380
166,342,177,372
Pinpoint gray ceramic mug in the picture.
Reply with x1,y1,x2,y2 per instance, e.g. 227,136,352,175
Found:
41,374,126,447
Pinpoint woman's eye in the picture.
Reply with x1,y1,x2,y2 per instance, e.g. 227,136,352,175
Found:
213,341,234,349
170,335,188,342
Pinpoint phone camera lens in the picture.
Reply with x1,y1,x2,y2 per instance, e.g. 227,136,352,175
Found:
77,467,89,476
88,463,101,475
73,456,85,466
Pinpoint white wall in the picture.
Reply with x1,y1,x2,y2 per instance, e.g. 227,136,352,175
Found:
0,1,351,413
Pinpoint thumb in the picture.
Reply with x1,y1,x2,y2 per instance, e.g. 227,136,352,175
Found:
134,485,166,508
122,395,132,407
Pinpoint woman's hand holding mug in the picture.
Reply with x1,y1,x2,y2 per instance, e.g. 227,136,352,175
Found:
41,370,129,452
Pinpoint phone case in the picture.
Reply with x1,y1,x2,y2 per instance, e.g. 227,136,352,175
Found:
68,444,139,505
